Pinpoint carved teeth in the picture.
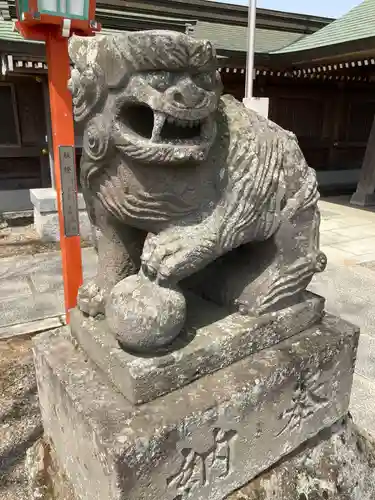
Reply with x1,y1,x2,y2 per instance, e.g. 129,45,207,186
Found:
151,112,167,142
153,112,205,143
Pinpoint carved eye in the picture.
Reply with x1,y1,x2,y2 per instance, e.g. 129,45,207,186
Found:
148,72,170,92
193,72,215,90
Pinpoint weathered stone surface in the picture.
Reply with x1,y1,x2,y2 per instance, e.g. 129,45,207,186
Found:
26,439,77,500
69,30,327,350
228,416,375,500
26,439,50,500
34,314,358,500
70,291,324,404
28,418,375,500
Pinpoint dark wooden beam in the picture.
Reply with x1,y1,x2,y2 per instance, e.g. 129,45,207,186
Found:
97,11,192,32
99,16,193,31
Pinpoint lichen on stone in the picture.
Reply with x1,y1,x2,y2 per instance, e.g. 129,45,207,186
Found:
227,416,375,500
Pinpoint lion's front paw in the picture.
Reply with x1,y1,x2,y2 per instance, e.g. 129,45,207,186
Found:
78,280,107,317
141,230,217,283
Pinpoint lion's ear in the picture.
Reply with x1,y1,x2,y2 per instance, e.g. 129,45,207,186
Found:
99,35,131,87
69,34,131,88
189,39,215,69
69,34,107,68
69,35,90,69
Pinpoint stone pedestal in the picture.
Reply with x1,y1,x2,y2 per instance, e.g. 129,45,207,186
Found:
33,293,359,500
30,188,93,242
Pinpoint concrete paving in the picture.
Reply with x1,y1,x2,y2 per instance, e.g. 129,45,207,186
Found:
311,197,375,435
0,248,97,338
1,197,375,433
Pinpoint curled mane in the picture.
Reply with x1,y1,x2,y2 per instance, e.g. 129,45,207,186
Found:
69,31,217,89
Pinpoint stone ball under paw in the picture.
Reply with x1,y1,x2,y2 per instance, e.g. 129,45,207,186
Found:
105,274,186,353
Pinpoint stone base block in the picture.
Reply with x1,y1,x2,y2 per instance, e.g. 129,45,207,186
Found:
34,314,358,500
31,417,375,500
70,291,325,405
30,188,95,242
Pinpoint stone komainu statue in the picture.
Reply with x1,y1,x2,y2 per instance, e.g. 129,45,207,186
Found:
68,30,327,352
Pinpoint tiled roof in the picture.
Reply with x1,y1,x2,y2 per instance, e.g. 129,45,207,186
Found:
195,20,306,53
0,17,308,54
274,0,375,54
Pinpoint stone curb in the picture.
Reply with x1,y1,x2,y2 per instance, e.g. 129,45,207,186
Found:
0,314,66,341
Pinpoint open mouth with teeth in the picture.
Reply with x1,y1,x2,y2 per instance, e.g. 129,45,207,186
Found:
114,102,217,164
121,103,213,145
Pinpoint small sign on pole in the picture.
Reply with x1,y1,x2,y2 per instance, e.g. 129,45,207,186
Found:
15,0,101,322
59,146,80,238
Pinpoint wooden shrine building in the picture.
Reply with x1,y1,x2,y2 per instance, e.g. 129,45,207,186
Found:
0,0,374,211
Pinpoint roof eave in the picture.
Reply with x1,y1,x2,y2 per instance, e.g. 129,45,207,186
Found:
271,36,375,66
209,49,275,69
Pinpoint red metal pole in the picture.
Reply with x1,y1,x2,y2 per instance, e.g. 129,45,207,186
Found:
46,31,83,323
29,0,38,13
88,0,96,22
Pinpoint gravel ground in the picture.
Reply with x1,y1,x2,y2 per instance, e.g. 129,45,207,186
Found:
0,337,42,500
